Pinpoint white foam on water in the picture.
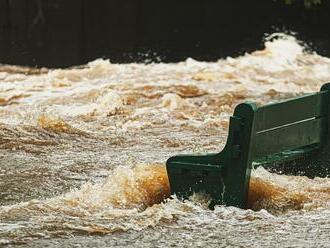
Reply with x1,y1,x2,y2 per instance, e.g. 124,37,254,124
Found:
1,33,330,246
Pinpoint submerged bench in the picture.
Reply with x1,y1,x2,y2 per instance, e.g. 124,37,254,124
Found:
166,83,330,209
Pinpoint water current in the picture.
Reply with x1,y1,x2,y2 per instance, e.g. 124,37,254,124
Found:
0,34,330,247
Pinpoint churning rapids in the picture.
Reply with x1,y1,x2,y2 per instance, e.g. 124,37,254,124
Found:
1,34,330,247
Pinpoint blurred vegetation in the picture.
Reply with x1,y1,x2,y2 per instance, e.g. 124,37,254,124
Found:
281,0,322,7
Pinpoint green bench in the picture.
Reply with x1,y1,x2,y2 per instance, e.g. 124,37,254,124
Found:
166,83,330,209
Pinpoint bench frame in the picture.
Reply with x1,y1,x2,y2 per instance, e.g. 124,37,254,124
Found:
166,83,330,209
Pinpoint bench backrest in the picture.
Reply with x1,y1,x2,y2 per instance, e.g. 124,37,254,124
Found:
252,91,328,161
223,83,330,208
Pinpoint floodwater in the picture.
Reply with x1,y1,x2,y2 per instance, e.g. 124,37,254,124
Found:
1,34,330,247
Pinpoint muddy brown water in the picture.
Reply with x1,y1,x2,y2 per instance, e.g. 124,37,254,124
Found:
1,34,330,247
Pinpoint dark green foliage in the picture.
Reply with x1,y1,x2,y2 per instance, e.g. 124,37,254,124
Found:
281,0,322,7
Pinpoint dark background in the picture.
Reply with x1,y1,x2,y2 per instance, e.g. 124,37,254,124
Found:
0,0,329,68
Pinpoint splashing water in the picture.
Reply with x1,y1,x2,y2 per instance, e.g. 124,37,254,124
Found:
1,34,330,246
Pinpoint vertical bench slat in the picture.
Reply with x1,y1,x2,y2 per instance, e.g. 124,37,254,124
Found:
252,117,324,160
254,91,328,132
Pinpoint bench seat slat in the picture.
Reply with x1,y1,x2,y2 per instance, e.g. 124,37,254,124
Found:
255,91,328,132
252,117,324,160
